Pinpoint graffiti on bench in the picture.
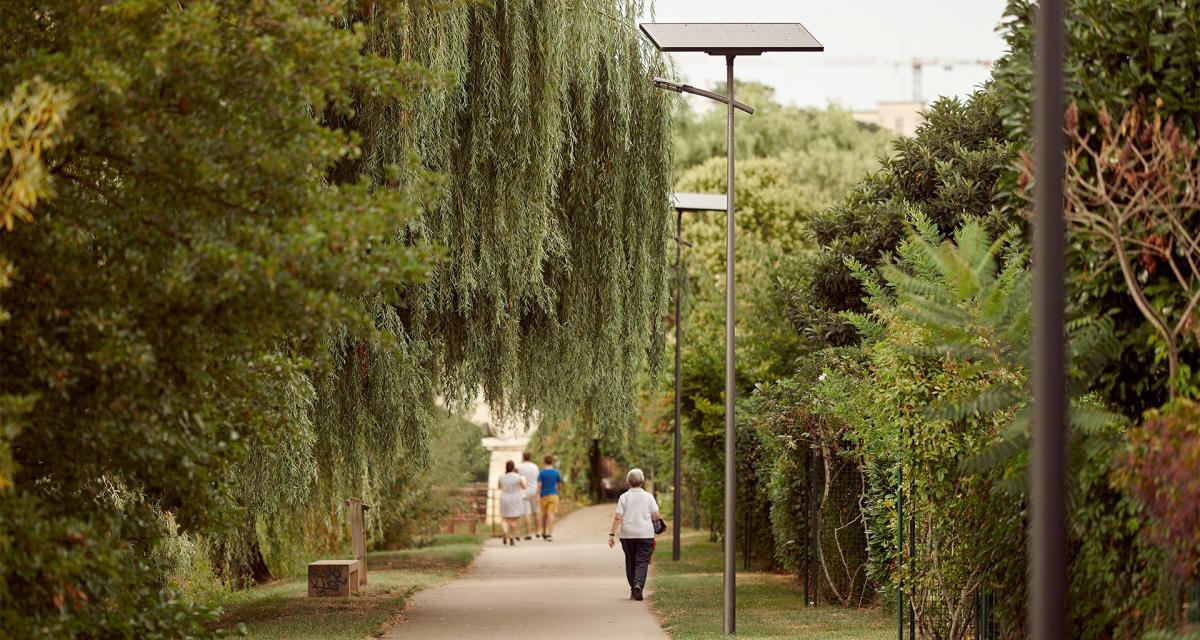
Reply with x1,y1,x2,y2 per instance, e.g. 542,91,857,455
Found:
308,564,350,597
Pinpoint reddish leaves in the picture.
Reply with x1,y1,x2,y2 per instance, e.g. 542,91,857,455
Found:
1115,400,1200,582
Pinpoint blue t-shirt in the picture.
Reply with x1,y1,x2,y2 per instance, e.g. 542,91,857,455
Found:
538,468,562,497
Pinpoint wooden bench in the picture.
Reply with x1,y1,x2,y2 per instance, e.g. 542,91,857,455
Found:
442,513,479,534
307,559,360,597
441,484,485,533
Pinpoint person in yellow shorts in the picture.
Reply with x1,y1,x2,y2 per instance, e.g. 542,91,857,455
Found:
536,455,563,541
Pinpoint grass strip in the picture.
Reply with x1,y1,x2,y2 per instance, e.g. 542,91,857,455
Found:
649,530,893,640
215,534,483,640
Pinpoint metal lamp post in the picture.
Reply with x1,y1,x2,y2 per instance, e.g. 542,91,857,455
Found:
641,23,823,635
669,192,727,563
1031,1,1066,638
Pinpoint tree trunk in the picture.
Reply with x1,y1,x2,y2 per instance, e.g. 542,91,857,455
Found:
588,438,602,502
248,538,272,584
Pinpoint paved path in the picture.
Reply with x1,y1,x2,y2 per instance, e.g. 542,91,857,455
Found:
383,504,669,639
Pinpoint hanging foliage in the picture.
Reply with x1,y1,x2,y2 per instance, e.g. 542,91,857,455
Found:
348,0,673,431
214,0,673,585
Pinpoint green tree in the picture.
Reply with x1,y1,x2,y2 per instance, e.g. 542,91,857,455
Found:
672,82,890,179
375,409,488,550
1,1,678,632
784,87,1018,350
0,77,69,495
349,0,674,432
994,0,1200,409
0,1,433,634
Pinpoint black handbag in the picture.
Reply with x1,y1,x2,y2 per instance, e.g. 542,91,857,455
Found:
653,517,667,535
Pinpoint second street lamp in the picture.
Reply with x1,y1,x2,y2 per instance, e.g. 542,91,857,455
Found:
670,192,727,563
642,22,823,635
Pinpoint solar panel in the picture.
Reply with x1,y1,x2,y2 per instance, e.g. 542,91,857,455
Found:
639,23,823,56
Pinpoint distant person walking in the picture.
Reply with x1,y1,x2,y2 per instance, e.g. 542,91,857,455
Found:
537,455,563,541
498,460,527,545
607,469,663,601
517,452,541,540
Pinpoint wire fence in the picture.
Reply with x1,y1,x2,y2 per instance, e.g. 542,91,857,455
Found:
765,438,1193,639
799,445,873,609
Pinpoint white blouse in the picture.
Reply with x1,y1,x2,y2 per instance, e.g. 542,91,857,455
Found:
615,488,659,539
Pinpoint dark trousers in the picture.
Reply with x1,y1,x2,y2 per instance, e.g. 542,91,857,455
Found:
620,538,655,588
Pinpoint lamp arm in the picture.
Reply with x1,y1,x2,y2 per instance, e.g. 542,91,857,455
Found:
652,77,755,114
681,84,755,114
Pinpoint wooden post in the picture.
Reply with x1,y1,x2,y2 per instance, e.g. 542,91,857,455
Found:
346,498,369,586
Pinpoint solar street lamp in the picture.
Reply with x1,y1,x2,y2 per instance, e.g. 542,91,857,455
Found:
641,22,823,635
669,192,727,564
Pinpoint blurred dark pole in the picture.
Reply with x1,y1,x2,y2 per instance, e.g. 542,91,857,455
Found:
1031,0,1067,639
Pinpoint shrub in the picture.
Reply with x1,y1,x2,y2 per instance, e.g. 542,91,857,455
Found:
844,215,1170,638
1116,400,1200,584
785,86,1018,349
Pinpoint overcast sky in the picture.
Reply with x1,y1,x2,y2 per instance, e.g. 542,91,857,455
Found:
639,0,1011,110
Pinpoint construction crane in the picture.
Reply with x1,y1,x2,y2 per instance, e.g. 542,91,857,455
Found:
813,57,994,103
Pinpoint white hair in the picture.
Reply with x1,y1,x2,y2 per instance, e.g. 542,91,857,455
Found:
626,468,645,487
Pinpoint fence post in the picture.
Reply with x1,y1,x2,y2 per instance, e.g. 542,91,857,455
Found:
908,425,915,640
803,445,811,607
810,444,821,607
897,439,904,640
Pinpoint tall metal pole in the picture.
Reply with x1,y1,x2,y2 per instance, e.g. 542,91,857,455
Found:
1031,1,1066,639
723,54,737,636
674,209,683,562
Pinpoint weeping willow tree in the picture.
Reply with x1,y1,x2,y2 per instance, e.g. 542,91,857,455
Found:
217,0,675,580
211,1,672,585
349,0,673,426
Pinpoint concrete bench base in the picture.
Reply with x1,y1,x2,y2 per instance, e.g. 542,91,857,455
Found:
308,559,361,597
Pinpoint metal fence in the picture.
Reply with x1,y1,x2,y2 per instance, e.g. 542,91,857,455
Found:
800,444,873,608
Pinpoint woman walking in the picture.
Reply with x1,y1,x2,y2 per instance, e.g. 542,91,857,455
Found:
498,460,527,545
607,468,663,600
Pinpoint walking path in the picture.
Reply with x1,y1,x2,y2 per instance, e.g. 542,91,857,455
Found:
383,504,669,639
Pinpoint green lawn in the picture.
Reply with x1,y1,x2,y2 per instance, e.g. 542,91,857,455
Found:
215,534,484,640
649,530,893,640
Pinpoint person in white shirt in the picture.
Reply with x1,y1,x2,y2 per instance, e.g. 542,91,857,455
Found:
497,460,527,546
607,468,664,601
516,452,540,540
